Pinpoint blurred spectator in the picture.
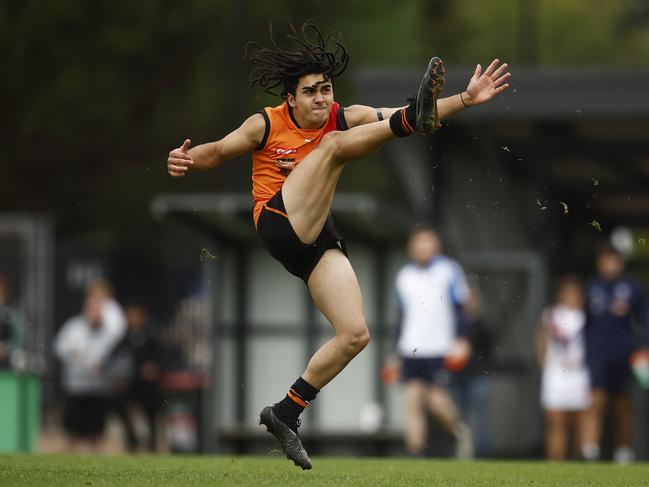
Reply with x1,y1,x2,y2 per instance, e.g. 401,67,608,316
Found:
0,273,26,368
386,225,473,458
536,275,589,460
582,245,649,463
452,283,493,458
111,302,163,452
54,280,126,452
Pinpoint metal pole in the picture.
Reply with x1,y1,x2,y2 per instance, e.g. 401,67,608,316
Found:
234,247,248,453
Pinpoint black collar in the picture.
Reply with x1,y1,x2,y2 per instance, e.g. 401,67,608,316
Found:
288,105,302,129
288,105,328,130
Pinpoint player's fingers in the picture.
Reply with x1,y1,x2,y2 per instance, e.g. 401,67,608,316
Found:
168,155,193,165
169,149,192,160
168,161,190,169
483,58,499,77
167,162,190,172
473,63,481,78
168,163,190,172
494,72,511,86
180,138,192,153
491,62,508,79
168,168,186,177
494,83,510,95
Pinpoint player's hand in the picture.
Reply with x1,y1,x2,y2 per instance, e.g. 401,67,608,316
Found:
464,59,511,106
444,338,472,371
168,139,193,177
381,353,400,384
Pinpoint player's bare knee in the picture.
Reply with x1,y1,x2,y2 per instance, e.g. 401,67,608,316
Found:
342,324,370,356
355,326,371,351
319,131,343,160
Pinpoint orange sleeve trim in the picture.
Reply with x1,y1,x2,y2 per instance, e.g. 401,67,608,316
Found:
288,390,309,408
263,204,289,220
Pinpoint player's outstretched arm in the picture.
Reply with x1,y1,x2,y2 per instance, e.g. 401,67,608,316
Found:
342,59,509,129
437,58,511,120
345,59,511,127
167,113,265,177
342,104,404,128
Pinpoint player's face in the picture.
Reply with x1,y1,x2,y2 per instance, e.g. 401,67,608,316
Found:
287,73,334,128
408,231,440,266
83,294,103,328
597,252,624,280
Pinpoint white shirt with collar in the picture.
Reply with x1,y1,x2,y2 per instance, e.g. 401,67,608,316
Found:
396,256,469,359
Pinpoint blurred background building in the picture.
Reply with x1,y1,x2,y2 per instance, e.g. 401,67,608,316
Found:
2,0,649,458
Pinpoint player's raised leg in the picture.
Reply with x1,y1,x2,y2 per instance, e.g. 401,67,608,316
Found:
282,122,392,244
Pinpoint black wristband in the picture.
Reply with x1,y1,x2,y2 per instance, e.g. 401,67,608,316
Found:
460,92,470,108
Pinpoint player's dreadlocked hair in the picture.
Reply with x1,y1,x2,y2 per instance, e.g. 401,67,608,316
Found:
246,21,350,99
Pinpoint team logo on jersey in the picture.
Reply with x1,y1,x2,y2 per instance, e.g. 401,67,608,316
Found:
274,147,298,175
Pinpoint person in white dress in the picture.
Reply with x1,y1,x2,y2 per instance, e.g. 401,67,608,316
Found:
536,275,589,460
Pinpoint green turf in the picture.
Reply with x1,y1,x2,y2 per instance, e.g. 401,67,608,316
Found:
1,454,648,486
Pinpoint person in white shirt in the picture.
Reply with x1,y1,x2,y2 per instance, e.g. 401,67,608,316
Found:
536,275,589,460
386,225,472,458
54,280,126,452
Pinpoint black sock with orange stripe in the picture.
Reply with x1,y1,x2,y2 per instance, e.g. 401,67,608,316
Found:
273,377,319,429
389,97,417,137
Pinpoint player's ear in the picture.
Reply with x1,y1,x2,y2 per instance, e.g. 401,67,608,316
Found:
286,92,297,107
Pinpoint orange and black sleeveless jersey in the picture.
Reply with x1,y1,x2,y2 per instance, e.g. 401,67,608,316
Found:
251,101,348,227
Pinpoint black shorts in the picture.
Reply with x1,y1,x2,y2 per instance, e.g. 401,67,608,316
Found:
400,357,451,386
63,394,109,438
588,355,633,393
257,189,348,283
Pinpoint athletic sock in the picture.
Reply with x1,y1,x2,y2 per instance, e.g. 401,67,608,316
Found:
389,97,417,137
273,377,319,429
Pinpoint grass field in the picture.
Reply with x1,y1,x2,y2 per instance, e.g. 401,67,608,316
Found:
1,454,648,486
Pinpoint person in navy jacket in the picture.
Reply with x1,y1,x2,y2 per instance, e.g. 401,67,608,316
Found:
582,244,649,463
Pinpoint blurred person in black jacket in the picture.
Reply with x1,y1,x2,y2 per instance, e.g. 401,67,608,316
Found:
112,302,163,452
451,282,493,458
0,273,25,369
